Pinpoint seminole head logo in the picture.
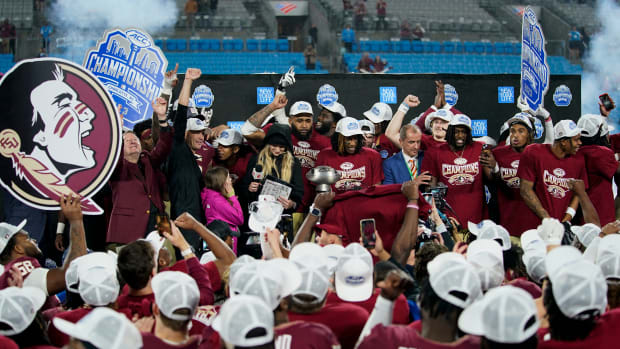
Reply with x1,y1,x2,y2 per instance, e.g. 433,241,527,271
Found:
0,58,121,214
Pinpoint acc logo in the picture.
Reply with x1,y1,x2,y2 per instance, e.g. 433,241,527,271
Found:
379,86,397,104
84,28,167,130
454,157,467,165
190,85,214,108
534,118,543,139
317,84,338,105
256,87,274,105
553,84,572,107
220,130,230,139
340,162,354,170
380,149,389,159
553,168,566,177
444,84,458,106
511,160,520,168
371,106,380,115
345,275,366,285
568,121,577,130
498,86,515,104
0,58,122,214
347,121,358,130
297,141,310,148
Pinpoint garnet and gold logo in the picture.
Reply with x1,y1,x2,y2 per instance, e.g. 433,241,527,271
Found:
0,58,122,214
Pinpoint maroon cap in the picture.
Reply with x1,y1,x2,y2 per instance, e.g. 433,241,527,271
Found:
316,224,343,236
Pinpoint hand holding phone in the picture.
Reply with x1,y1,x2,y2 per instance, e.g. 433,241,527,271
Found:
156,214,171,237
600,93,615,112
360,218,376,248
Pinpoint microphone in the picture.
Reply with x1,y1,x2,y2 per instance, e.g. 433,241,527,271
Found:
252,164,264,182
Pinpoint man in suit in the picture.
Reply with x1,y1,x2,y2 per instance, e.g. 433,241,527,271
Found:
383,124,424,184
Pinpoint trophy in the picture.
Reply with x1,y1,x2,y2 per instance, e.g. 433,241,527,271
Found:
306,166,340,193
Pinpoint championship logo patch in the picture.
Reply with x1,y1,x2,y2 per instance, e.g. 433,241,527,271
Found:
316,84,338,106
84,28,167,130
0,58,122,214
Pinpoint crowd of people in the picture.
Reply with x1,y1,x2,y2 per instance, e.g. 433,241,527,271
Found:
1,65,620,349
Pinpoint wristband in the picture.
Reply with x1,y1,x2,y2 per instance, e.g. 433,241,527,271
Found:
565,207,576,218
56,222,65,235
398,103,410,114
407,203,419,210
181,248,193,257
493,164,500,174
545,116,552,123
615,153,619,161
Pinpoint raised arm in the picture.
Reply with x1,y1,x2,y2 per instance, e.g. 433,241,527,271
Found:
519,178,551,220
292,192,335,247
569,179,601,227
46,195,87,295
242,94,289,146
385,95,420,147
391,175,428,266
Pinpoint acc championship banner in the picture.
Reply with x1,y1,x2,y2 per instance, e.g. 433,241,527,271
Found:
0,58,122,214
84,28,167,129
520,7,550,112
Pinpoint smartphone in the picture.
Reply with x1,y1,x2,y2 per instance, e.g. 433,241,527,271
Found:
360,218,376,248
600,93,615,111
156,214,171,237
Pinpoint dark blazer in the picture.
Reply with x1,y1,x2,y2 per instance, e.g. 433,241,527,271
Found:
382,150,425,184
107,129,172,244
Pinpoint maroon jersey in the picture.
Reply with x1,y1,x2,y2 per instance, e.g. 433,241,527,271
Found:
610,134,620,153
375,134,399,160
288,302,369,349
579,145,617,225
359,323,480,349
326,289,410,324
275,321,341,349
538,308,620,348
0,336,17,349
422,141,485,224
316,148,384,192
141,333,201,349
421,134,445,151
48,308,93,347
0,256,41,289
291,130,331,211
517,144,588,230
492,145,539,236
195,143,215,176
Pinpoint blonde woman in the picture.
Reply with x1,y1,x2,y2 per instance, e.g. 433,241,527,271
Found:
242,124,304,213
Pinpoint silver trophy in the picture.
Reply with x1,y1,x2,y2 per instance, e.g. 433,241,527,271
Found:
306,166,340,193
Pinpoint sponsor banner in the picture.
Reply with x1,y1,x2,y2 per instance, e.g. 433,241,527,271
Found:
190,84,214,108
0,58,122,214
444,84,458,106
520,7,550,112
379,86,397,104
472,119,488,137
257,87,275,105
269,1,308,16
84,28,167,129
498,86,515,104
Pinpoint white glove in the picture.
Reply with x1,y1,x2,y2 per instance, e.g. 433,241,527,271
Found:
277,66,296,92
536,106,550,120
516,94,530,113
162,69,178,96
537,218,564,246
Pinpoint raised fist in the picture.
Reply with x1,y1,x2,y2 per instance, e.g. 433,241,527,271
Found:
403,95,420,108
185,68,202,81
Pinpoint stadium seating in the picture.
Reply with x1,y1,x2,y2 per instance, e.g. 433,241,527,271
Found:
0,54,13,73
343,53,582,75
0,0,33,28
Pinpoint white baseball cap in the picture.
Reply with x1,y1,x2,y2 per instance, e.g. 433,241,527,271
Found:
473,136,497,147
458,285,540,344
554,119,581,139
522,249,547,284
290,242,330,267
248,198,283,233
230,259,300,310
506,112,534,130
151,271,200,321
335,243,373,302
450,114,472,130
544,245,583,278
578,114,609,137
216,128,244,146
363,102,393,123
425,109,454,131
145,230,166,261
323,244,345,276
548,257,607,319
520,229,546,253
290,101,314,116
427,252,482,308
595,234,620,280
187,117,208,132
53,307,142,349
320,101,347,117
335,117,363,137
358,119,376,135
466,239,504,291
571,223,601,248
66,252,119,306
291,254,331,304
212,295,274,347
229,255,256,282
499,121,509,136
0,286,45,336
468,220,511,251
0,219,26,255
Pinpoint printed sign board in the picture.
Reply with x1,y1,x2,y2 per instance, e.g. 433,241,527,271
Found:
520,7,550,112
0,58,122,214
84,28,168,129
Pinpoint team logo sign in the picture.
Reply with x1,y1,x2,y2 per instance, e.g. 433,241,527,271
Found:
553,85,572,107
520,7,549,112
84,28,167,129
190,85,214,108
316,84,338,106
0,58,122,214
444,84,458,106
